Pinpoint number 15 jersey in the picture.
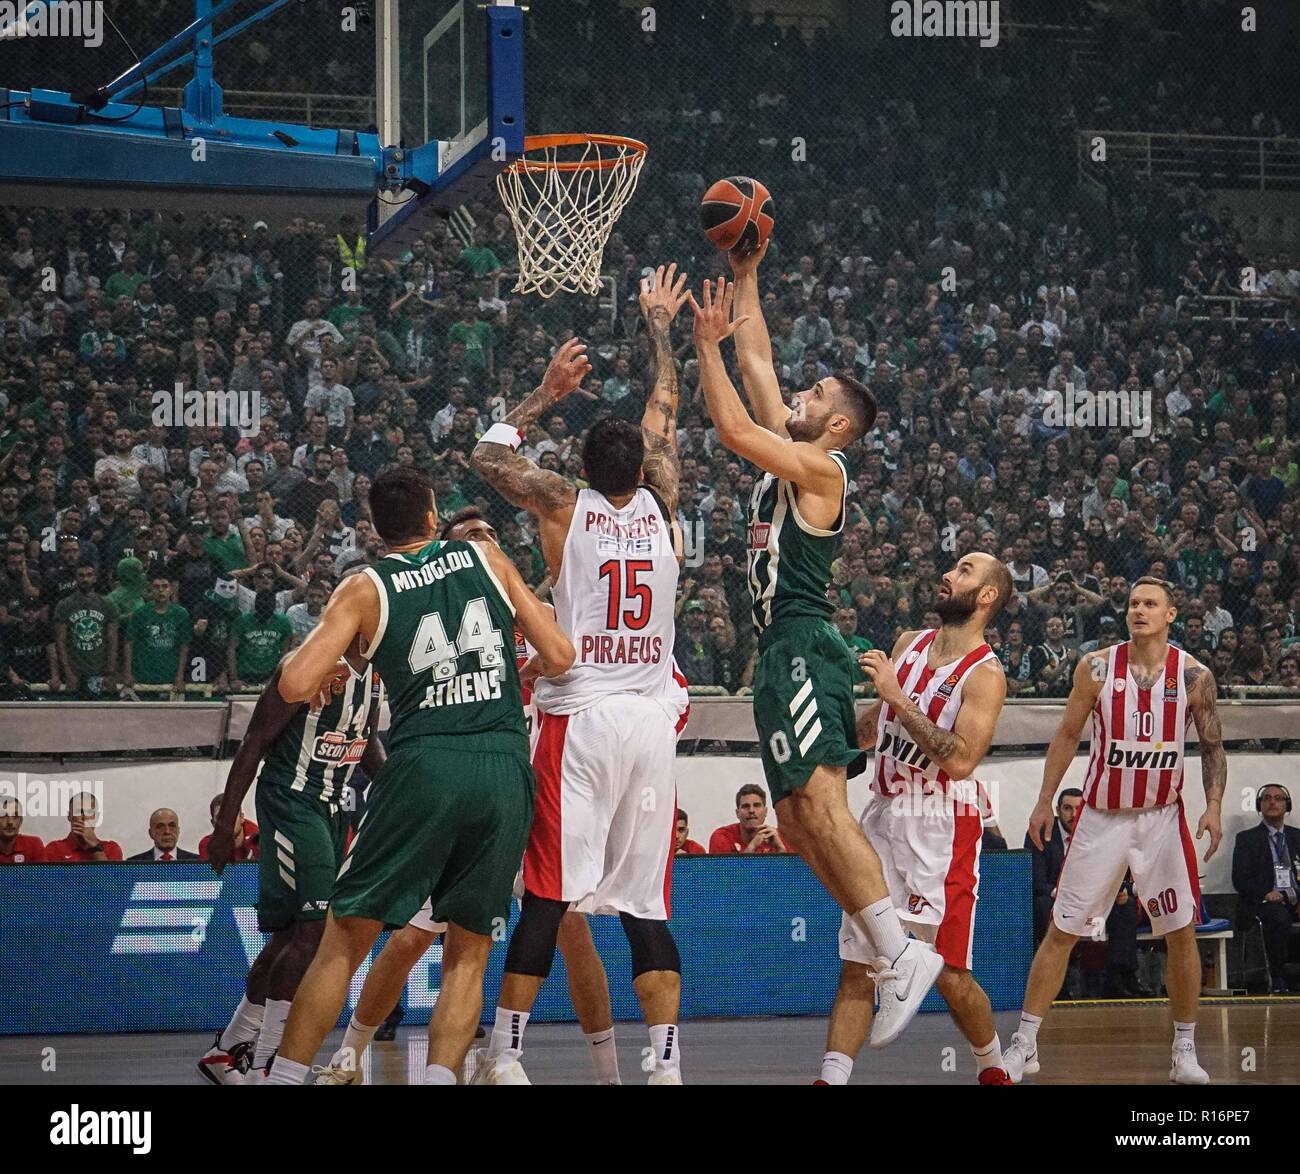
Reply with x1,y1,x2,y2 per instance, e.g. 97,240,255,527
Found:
532,487,679,717
362,540,527,748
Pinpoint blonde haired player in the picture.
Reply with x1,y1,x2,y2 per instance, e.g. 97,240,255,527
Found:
821,553,1011,1085
1003,576,1226,1084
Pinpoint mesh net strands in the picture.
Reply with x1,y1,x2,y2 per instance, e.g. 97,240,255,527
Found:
496,133,648,298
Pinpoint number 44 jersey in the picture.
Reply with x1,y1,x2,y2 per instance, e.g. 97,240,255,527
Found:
361,540,527,747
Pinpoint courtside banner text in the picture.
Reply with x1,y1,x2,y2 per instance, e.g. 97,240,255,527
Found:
0,855,1032,1034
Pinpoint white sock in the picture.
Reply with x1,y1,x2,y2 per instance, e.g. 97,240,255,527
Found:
219,996,264,1051
585,1028,621,1084
858,898,908,962
424,1063,456,1085
266,1056,309,1085
648,1023,680,1073
1174,1021,1196,1046
252,998,291,1068
1017,1011,1043,1048
488,1007,529,1059
337,1014,380,1072
819,1051,853,1085
971,1033,1003,1073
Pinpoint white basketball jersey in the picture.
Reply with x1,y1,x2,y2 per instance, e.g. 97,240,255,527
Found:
1082,640,1190,811
532,487,679,716
871,629,1000,814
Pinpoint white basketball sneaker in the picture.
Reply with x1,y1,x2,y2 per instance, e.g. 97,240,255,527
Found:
1001,1031,1041,1083
1170,1039,1209,1085
313,1048,363,1085
197,1033,254,1085
647,1065,683,1085
467,1048,531,1085
868,939,944,1049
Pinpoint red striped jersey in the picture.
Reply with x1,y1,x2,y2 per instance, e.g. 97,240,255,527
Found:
871,628,1000,812
1082,641,1189,811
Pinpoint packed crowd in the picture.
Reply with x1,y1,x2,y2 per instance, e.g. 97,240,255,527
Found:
2,2,1300,701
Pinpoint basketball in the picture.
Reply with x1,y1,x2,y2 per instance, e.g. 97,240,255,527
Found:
699,175,774,253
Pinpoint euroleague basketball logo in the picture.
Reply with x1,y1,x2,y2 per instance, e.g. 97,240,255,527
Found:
1164,675,1179,701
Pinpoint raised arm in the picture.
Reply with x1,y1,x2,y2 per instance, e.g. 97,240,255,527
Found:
1186,657,1225,861
689,278,842,497
638,263,689,516
470,337,588,521
727,242,791,435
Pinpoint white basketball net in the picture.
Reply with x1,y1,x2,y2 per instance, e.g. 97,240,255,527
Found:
497,135,647,299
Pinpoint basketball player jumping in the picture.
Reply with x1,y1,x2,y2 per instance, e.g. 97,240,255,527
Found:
689,260,942,1045
1002,576,1226,1085
199,583,383,1085
314,507,639,1086
821,553,1011,1085
266,466,575,1085
469,265,692,1084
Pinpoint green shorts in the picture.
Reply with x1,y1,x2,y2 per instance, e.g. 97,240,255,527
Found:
330,733,534,936
752,617,859,804
254,780,349,933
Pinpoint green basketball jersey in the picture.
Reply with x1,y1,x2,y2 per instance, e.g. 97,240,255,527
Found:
260,662,382,804
363,540,526,747
746,450,848,635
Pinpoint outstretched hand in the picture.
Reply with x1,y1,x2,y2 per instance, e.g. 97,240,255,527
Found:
639,262,690,322
540,337,593,402
687,278,749,347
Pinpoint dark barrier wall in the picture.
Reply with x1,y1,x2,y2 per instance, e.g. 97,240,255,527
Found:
1,853,1031,1035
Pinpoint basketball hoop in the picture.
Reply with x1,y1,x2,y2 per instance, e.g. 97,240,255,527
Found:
497,133,648,299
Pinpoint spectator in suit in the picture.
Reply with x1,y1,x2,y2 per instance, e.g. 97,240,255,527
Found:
1233,784,1300,992
127,807,200,861
0,796,44,863
709,785,790,854
1027,787,1082,944
198,793,259,862
674,808,706,856
1102,872,1150,997
41,791,123,861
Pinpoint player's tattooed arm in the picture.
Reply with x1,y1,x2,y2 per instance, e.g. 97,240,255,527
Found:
1084,649,1109,684
639,264,689,515
1186,661,1226,860
470,339,588,518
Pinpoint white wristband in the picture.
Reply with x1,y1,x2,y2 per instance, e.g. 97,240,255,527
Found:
481,421,524,450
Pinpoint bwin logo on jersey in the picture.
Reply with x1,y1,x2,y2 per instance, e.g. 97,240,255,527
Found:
111,880,222,955
1104,739,1181,771
876,729,933,772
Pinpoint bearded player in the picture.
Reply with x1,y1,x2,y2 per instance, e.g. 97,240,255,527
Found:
1002,576,1226,1084
819,553,1011,1085
199,577,384,1085
315,508,644,1086
470,265,691,1084
690,261,942,1046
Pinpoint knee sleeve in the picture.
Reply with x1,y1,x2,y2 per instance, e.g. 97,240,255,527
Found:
619,913,680,979
503,893,568,978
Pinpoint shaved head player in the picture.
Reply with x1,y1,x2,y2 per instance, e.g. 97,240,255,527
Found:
822,552,1011,1084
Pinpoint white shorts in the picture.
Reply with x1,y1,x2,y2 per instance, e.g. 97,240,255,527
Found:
521,693,678,919
1052,802,1200,938
839,790,983,971
407,897,447,935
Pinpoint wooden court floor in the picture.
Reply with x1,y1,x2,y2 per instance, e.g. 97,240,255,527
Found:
1,999,1296,1085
